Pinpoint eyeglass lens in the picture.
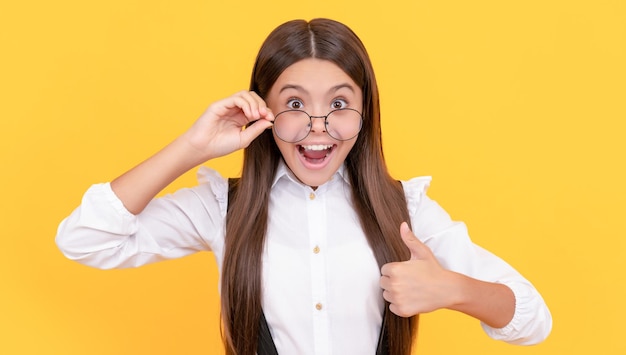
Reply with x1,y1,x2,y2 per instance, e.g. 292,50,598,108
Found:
273,109,362,143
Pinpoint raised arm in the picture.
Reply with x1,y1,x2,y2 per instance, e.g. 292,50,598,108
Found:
56,91,273,269
111,91,274,214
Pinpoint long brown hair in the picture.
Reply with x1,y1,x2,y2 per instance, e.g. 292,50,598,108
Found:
222,18,417,355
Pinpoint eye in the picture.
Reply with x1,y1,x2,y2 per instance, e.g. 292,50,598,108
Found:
331,99,348,110
287,98,304,110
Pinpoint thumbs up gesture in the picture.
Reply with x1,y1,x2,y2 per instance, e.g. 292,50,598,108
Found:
380,222,458,317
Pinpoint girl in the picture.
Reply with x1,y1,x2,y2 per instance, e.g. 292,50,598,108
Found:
56,18,551,355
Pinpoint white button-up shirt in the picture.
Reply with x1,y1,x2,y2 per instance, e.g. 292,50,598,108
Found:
56,162,551,354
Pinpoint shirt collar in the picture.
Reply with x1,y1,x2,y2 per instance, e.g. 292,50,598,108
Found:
272,159,350,188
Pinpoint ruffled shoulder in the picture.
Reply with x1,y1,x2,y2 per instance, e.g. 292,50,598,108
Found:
197,166,229,217
401,176,433,216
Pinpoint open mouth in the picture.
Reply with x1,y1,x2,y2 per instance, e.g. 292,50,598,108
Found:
298,144,335,164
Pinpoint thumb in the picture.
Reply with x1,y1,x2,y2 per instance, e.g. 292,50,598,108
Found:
239,117,274,147
400,222,431,261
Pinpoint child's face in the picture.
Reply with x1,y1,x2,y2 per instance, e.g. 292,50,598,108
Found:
266,58,363,187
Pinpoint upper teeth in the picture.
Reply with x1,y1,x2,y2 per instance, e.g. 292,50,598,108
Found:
302,144,332,151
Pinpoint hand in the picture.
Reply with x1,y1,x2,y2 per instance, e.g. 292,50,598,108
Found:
380,222,457,317
183,91,274,162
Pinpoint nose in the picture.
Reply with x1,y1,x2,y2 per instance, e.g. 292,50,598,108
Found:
309,115,327,133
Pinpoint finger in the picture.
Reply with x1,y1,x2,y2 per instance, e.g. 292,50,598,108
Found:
248,91,274,122
235,91,263,121
264,107,275,123
400,222,431,261
388,303,413,318
239,118,273,147
379,273,391,289
213,95,249,118
380,262,397,277
382,289,395,303
219,94,263,125
240,90,274,122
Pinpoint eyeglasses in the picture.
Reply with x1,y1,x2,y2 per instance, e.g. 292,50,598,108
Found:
272,108,363,143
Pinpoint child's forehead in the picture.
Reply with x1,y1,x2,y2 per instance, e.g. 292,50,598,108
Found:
271,58,360,96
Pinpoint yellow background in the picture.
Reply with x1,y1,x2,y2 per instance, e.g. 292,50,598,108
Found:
1,0,624,354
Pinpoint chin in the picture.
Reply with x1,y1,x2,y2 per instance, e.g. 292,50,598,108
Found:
300,175,333,188
291,167,336,188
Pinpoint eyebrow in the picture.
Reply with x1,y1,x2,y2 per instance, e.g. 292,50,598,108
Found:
278,83,356,95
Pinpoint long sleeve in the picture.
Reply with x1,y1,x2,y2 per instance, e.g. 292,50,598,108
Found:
403,177,552,345
55,168,228,269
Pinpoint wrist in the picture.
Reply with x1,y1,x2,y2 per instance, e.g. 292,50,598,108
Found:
444,272,516,328
174,133,215,167
445,271,472,311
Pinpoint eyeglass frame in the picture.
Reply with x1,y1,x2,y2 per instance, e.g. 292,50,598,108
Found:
271,107,364,143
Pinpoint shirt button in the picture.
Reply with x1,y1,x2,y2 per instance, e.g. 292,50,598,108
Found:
309,192,316,200
315,303,323,310
313,246,320,254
